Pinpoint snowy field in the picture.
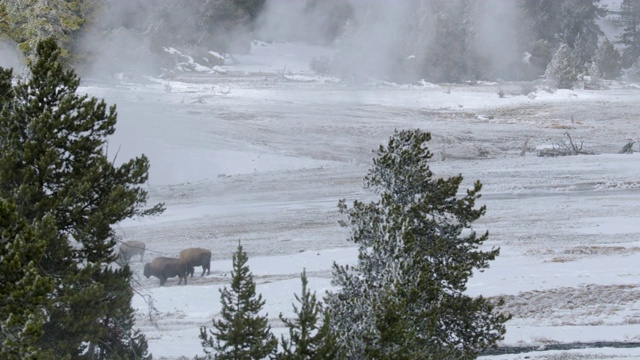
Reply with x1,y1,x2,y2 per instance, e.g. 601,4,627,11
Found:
79,41,640,359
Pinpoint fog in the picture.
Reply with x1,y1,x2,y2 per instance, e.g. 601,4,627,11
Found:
0,40,25,72
473,1,523,79
256,0,525,82
0,1,552,83
52,0,526,83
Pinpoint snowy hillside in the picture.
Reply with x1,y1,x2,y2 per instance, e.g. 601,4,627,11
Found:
80,41,640,359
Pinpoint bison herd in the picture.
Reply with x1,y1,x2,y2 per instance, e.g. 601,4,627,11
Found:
118,241,212,286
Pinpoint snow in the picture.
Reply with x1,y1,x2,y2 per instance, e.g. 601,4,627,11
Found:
79,41,640,359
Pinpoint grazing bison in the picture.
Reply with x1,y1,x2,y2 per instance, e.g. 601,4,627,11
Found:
143,257,188,286
179,248,212,277
118,240,146,265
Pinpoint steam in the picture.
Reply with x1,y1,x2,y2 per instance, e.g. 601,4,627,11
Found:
70,0,526,83
332,1,421,81
324,0,525,83
0,41,26,71
255,0,353,45
473,0,523,80
76,1,254,80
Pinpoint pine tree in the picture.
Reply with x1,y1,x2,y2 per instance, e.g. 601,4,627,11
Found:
522,0,564,50
326,129,510,359
593,38,622,79
519,1,554,78
0,38,162,358
277,269,339,360
617,0,640,67
521,0,605,75
423,0,468,83
0,196,55,360
625,56,640,81
199,242,277,360
546,43,580,89
559,0,605,69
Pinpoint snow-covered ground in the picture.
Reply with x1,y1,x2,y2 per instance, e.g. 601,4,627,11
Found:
80,41,640,359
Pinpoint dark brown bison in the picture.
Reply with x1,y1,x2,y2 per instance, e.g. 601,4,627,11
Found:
143,257,188,286
179,248,212,277
118,240,146,265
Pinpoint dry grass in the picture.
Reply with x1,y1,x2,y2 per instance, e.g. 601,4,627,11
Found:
494,284,640,326
546,256,575,263
549,123,576,129
529,246,640,261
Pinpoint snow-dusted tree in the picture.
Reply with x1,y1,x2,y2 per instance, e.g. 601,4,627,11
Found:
199,242,277,360
521,0,605,75
624,56,640,81
422,0,469,83
593,38,622,79
559,0,605,68
617,0,640,67
277,269,339,360
326,129,510,359
522,0,564,49
585,61,604,89
523,39,554,79
546,43,580,88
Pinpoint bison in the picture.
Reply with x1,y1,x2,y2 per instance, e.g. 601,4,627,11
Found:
118,240,146,265
179,248,212,277
143,257,188,286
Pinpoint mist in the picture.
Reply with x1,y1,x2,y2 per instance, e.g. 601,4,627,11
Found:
473,0,523,80
255,0,353,45
76,0,257,80
67,0,530,84
0,41,26,72
0,0,620,85
322,0,526,83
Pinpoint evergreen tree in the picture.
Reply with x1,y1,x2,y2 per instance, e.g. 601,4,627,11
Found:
521,0,605,75
0,196,55,360
525,39,554,79
199,242,277,360
617,0,640,67
593,38,622,79
624,55,640,81
422,0,468,83
277,269,339,360
519,0,561,78
559,0,605,69
522,0,564,49
326,129,510,359
546,43,580,89
0,38,162,358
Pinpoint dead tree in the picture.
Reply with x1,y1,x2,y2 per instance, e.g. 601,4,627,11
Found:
537,132,595,157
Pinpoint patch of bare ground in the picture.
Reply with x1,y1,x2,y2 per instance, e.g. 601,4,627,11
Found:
495,284,640,325
526,246,640,263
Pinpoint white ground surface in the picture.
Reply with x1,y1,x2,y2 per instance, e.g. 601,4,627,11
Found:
80,41,640,359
